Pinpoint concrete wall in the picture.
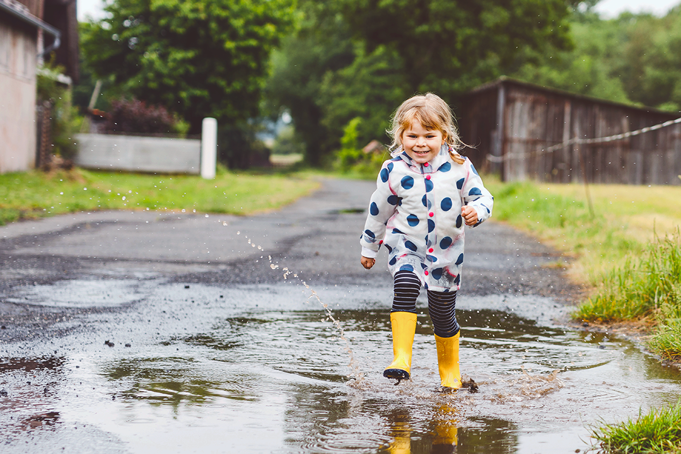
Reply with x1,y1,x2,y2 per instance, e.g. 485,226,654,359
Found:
75,133,201,174
0,16,37,174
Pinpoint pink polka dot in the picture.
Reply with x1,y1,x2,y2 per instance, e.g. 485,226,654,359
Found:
426,175,431,180
424,162,429,167
429,212,434,217
424,270,429,275
428,248,434,253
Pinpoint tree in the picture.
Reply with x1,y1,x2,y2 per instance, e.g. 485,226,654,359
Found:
267,0,577,166
265,1,356,166
336,0,574,100
81,0,296,133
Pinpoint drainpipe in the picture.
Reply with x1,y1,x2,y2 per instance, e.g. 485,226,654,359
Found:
0,0,61,57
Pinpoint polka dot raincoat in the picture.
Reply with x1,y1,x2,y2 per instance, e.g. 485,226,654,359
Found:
360,145,493,292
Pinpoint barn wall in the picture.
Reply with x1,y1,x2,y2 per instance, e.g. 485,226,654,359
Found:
459,79,680,185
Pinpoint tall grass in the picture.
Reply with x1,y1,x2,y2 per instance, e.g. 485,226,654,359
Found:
575,230,681,323
590,402,681,453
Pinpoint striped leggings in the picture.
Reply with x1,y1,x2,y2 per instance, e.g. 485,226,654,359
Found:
391,270,460,338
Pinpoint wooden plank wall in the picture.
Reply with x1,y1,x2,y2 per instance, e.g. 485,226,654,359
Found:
457,88,497,174
460,80,680,186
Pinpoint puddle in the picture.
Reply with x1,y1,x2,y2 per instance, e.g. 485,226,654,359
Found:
4,279,149,307
1,283,680,453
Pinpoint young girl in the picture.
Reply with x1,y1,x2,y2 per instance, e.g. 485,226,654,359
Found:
360,93,493,390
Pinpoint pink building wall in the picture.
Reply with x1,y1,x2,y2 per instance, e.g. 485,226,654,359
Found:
0,16,37,174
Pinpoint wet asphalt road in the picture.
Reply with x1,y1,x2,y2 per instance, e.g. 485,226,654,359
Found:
0,178,589,453
0,178,578,344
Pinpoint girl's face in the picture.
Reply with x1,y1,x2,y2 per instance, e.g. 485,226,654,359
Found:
401,121,445,165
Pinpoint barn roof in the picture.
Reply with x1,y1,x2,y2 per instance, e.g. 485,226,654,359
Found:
466,76,677,119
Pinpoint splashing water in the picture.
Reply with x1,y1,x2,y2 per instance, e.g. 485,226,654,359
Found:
239,232,365,382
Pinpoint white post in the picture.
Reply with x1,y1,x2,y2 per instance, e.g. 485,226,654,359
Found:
201,117,217,179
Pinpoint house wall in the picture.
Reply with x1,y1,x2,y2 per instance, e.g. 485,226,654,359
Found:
0,14,37,174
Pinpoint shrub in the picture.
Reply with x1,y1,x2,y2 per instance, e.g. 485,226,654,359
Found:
37,65,83,161
105,98,187,136
335,117,387,177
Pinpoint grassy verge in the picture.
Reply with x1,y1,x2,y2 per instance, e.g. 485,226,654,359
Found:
0,167,319,225
483,177,681,357
590,402,681,453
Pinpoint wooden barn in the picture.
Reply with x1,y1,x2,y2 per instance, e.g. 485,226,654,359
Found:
457,77,681,185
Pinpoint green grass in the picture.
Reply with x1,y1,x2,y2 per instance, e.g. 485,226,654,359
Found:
0,167,319,225
590,402,681,453
483,177,681,358
574,230,681,324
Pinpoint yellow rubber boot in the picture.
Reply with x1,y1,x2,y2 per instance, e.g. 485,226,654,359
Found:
435,332,462,389
384,312,418,381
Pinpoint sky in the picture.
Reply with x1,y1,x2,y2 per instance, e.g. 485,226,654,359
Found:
77,0,680,22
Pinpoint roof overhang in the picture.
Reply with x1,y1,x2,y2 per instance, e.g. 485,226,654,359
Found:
0,0,61,56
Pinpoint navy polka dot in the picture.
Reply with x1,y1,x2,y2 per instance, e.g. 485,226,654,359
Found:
421,194,427,207
427,255,437,262
470,163,479,175
455,253,464,265
380,168,389,182
425,179,434,192
391,156,402,162
370,202,379,216
440,236,452,249
392,228,404,234
456,215,462,228
456,178,465,189
424,283,429,289
428,219,435,233
401,176,414,189
399,264,414,272
421,263,428,270
469,187,482,196
441,197,452,211
385,244,392,253
405,241,418,252
432,268,443,280
438,162,451,172
387,195,399,205
364,229,375,239
407,214,419,227
454,275,461,285
389,256,397,266
387,162,394,172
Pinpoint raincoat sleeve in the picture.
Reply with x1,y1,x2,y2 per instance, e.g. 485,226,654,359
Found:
360,161,398,258
461,159,494,227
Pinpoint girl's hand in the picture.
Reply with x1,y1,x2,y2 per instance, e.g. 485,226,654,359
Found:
461,206,478,226
361,256,376,270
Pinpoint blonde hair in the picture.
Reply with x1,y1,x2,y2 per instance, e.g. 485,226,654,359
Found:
387,93,466,164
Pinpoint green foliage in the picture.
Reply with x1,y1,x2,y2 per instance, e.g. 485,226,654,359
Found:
36,65,83,161
0,169,318,225
575,230,681,324
81,0,296,133
217,123,271,170
272,126,305,156
265,1,355,166
268,0,574,167
335,117,388,177
336,0,573,98
513,6,681,112
590,401,681,454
